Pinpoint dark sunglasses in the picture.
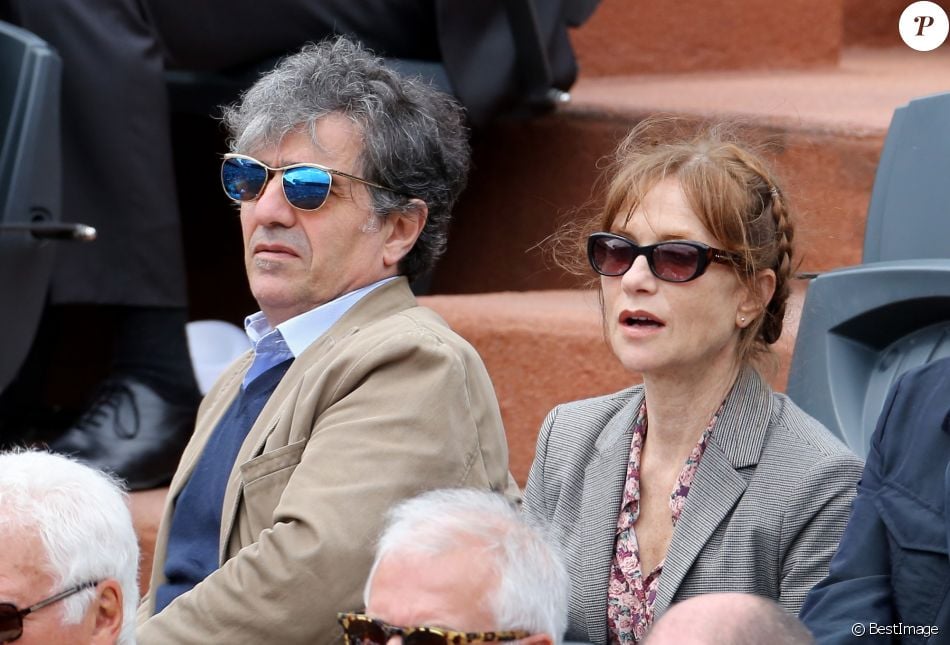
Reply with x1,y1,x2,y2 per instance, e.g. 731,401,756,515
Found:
587,232,738,283
0,580,99,643
221,153,406,211
338,612,531,645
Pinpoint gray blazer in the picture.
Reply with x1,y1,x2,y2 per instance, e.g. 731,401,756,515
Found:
523,367,864,644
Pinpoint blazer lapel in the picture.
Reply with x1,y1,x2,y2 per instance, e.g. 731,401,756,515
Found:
580,390,645,645
654,367,773,615
170,352,253,501
216,278,420,556
215,340,334,559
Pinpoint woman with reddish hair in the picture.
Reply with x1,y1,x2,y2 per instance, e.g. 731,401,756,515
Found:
523,119,862,644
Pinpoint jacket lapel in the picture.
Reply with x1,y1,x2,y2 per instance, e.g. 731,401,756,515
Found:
216,278,419,555
580,389,645,645
170,352,254,502
653,367,773,615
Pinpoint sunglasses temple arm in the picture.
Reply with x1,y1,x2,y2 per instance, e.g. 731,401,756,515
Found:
25,581,97,616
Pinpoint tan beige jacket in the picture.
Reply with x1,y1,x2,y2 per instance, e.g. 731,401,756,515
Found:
137,278,515,644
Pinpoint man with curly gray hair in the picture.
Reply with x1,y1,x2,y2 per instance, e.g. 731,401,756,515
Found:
136,36,515,645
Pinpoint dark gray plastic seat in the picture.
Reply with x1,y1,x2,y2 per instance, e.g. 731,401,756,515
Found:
787,261,950,457
787,91,950,458
863,91,950,262
0,20,61,393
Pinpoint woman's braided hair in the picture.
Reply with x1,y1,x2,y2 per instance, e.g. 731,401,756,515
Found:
723,144,795,349
556,117,795,363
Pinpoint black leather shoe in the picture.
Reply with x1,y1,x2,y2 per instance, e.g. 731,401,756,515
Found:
49,377,198,490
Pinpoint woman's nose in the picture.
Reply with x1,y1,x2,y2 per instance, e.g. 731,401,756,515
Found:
620,254,658,292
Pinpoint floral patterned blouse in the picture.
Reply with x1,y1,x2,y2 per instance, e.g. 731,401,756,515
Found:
606,400,724,644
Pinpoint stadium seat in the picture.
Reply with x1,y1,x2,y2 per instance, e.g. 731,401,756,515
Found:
788,91,950,457
0,20,61,393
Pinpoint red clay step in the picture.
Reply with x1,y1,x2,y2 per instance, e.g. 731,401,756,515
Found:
843,0,911,46
572,0,916,75
572,0,843,76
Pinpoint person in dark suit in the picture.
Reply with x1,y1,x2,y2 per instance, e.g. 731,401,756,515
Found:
522,119,864,644
0,0,595,489
801,357,950,644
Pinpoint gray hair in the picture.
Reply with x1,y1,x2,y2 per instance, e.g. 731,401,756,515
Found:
0,450,139,645
222,36,471,281
365,489,569,644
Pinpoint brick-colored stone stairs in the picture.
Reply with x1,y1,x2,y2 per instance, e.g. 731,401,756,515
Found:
132,0,950,595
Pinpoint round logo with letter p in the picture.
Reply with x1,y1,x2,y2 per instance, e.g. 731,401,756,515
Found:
900,1,949,51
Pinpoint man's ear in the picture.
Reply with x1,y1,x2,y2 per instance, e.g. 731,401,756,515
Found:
90,579,124,645
736,268,776,329
382,199,428,269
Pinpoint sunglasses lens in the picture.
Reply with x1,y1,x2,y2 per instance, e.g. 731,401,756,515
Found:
0,604,22,641
652,243,701,282
222,157,267,202
404,629,450,645
344,618,389,645
283,166,331,210
590,235,635,276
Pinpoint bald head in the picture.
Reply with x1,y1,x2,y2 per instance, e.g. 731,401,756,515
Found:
644,593,814,645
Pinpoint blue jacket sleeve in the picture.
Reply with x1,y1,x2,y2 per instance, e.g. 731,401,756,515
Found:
799,380,902,643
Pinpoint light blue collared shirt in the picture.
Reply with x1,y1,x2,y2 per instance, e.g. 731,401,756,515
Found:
242,276,399,388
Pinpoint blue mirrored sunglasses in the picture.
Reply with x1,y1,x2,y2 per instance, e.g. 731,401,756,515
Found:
221,153,406,211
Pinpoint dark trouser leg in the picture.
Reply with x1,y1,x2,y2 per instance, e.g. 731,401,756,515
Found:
48,304,202,491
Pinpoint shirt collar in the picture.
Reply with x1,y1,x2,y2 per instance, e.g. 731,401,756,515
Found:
243,276,398,358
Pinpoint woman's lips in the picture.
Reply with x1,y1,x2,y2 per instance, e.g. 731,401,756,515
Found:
620,309,665,326
618,309,665,336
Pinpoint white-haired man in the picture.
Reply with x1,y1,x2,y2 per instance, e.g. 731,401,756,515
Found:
0,450,139,644
339,489,568,645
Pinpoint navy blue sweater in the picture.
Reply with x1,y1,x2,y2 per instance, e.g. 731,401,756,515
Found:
155,358,293,612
